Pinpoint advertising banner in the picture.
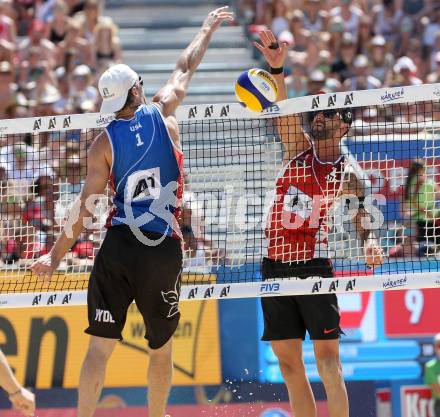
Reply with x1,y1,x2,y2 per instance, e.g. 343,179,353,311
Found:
400,385,435,417
384,289,440,338
0,301,221,388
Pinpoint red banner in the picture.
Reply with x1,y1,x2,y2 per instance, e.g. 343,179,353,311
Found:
400,385,434,417
384,289,440,337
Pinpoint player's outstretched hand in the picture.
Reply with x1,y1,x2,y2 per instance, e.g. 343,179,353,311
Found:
202,6,234,34
253,29,288,69
9,388,36,417
364,240,385,269
31,253,59,281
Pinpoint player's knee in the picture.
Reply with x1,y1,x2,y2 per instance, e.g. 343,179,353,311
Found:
315,356,343,384
84,346,112,369
148,339,172,361
277,356,307,382
84,339,115,366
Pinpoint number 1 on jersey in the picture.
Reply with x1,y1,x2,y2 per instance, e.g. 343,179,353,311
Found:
135,133,144,147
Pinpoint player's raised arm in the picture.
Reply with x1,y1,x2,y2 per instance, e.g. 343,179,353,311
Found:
254,30,310,163
153,6,234,117
31,133,112,279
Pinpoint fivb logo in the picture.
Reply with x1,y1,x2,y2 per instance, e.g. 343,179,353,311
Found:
95,309,115,323
260,282,281,295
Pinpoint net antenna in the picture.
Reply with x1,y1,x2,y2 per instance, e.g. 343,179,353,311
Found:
1,84,440,307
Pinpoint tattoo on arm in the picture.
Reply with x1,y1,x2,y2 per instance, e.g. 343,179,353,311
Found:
176,27,212,83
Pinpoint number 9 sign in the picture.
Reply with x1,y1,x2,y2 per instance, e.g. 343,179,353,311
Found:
384,288,440,337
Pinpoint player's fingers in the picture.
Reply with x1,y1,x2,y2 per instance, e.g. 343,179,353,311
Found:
218,13,234,22
217,11,233,17
267,30,278,44
43,272,53,282
253,41,265,52
213,5,229,12
259,30,271,46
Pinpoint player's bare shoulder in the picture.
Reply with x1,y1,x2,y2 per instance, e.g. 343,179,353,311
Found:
89,130,113,169
152,101,181,150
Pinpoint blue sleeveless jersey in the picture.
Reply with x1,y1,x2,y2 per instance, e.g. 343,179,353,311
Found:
105,104,183,238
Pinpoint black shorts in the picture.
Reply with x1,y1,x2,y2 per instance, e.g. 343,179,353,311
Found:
261,257,342,341
86,225,183,349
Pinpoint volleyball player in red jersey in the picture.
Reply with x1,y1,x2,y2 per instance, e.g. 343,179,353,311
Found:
255,30,384,417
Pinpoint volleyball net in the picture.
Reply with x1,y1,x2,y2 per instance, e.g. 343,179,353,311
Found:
1,83,440,307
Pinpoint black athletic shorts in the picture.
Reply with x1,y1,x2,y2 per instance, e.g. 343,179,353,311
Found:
261,257,342,341
85,225,183,349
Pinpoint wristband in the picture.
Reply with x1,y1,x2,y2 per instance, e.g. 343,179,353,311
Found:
270,66,284,75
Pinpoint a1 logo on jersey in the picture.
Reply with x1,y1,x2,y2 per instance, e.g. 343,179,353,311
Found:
283,185,313,218
325,166,339,183
126,167,161,202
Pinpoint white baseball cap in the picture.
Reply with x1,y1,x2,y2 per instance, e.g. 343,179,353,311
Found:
98,64,139,113
393,56,417,73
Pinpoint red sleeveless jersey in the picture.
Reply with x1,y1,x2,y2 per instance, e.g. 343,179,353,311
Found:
265,147,346,263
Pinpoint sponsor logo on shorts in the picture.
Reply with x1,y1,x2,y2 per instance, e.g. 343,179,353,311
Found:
161,280,181,318
260,282,281,295
433,87,440,98
95,309,115,323
323,327,338,334
380,87,405,103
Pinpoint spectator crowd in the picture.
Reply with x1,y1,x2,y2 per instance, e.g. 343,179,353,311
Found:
239,0,440,96
0,0,121,265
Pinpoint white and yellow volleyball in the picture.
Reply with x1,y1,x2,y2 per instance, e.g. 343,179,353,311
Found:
235,68,278,112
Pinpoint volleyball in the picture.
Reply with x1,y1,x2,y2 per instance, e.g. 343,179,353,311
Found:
235,68,278,112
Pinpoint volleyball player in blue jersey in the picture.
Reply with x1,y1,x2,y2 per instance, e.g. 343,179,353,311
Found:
31,7,233,417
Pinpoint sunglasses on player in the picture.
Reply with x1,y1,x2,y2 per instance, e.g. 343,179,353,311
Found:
311,109,353,125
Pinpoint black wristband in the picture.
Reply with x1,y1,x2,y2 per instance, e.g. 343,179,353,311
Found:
270,66,284,75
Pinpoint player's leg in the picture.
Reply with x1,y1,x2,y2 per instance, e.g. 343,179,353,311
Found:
261,258,316,415
132,232,183,417
78,336,117,417
313,339,348,417
146,338,173,417
299,291,348,417
271,339,317,417
79,227,135,417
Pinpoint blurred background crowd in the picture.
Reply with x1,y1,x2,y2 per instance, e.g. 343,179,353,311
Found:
0,0,121,120
0,0,120,265
239,0,440,95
